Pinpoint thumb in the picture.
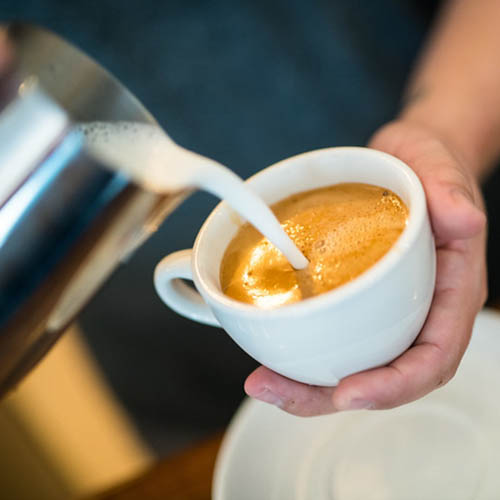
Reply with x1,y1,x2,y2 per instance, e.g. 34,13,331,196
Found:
368,120,486,243
424,180,485,242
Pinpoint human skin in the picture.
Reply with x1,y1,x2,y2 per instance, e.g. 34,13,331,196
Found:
245,0,500,415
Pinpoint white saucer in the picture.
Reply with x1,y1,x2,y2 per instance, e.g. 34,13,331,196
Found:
213,309,500,500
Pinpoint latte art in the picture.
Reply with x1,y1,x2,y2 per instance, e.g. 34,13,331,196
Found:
220,183,408,308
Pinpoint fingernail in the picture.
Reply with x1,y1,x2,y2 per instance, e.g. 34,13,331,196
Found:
339,398,374,411
252,388,284,408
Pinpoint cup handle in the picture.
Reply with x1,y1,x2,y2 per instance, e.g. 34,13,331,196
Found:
154,249,220,327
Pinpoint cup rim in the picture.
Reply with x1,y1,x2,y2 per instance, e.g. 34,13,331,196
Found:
193,146,428,318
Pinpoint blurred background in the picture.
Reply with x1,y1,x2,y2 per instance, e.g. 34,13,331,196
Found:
1,0,499,497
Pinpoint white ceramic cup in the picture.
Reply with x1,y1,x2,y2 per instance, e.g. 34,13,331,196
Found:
154,147,436,386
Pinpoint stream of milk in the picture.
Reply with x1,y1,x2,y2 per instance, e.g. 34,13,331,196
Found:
78,121,308,269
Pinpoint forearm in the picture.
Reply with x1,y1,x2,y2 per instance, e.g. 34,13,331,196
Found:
401,0,500,178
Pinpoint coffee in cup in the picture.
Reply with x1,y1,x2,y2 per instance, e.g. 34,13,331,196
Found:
220,183,408,308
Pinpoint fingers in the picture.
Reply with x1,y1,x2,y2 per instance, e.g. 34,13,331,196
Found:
244,366,337,417
333,261,475,409
332,305,473,410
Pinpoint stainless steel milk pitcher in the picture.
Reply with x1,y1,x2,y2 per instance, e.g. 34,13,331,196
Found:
0,23,188,396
